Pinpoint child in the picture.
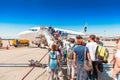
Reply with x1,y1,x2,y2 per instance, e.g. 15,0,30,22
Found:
48,44,60,80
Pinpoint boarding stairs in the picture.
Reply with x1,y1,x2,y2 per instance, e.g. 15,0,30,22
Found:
36,27,55,47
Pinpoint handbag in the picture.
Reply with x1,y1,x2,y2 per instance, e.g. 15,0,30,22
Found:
46,67,51,73
84,47,93,71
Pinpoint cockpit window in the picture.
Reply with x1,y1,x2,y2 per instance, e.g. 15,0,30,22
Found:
29,29,38,31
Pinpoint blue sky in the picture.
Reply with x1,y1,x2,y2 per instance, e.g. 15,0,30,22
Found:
0,0,120,38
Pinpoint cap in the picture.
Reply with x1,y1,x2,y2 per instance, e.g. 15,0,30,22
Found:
76,35,83,39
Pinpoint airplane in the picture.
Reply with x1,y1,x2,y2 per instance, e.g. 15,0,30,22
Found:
18,25,88,47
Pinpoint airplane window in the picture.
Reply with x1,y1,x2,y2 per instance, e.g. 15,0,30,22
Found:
29,29,38,31
32,29,37,31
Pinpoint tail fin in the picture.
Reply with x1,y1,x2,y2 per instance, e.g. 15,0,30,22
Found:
82,23,87,33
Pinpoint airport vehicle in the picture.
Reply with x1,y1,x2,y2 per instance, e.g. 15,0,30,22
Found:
12,39,29,47
18,25,87,47
0,37,3,47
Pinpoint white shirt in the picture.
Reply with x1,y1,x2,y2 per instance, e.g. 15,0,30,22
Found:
86,42,97,61
116,49,120,58
63,40,69,48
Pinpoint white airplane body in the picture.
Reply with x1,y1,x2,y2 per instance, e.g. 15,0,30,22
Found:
18,27,40,41
54,28,86,36
18,26,87,46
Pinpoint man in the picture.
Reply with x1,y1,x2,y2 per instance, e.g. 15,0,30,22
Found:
63,37,69,62
67,38,76,80
95,37,103,46
86,35,98,80
74,35,92,80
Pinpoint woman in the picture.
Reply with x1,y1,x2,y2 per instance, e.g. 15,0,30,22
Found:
113,39,120,80
73,35,92,80
48,44,60,80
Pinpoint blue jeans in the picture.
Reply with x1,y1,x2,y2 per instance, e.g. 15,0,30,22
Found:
76,64,88,80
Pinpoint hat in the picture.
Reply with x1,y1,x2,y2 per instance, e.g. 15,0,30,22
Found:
76,35,83,39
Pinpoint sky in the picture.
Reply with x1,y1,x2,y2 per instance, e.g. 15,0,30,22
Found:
0,0,120,38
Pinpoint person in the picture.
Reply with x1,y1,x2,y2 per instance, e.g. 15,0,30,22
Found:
63,37,69,48
49,38,55,49
63,37,69,62
48,44,60,80
86,34,98,80
113,39,120,80
115,38,120,49
56,39,63,60
66,38,76,80
74,35,92,80
54,31,60,39
95,37,103,46
95,37,107,72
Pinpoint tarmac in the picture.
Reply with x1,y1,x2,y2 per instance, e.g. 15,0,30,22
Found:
0,40,115,80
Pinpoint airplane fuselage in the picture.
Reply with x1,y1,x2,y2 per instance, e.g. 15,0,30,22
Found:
18,26,87,47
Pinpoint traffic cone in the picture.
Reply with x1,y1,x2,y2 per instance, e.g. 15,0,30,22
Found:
6,45,9,50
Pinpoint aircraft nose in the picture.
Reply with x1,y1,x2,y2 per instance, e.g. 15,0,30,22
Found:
18,31,35,39
18,31,28,38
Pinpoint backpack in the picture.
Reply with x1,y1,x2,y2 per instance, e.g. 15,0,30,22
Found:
95,46,109,63
67,44,76,59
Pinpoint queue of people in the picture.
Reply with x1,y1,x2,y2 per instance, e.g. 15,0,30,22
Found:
47,34,112,80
